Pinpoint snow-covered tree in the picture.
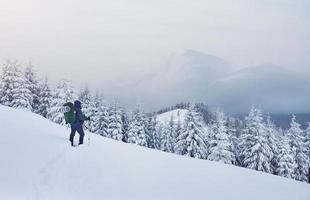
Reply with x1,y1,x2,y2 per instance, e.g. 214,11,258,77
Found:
0,61,14,106
37,77,51,118
78,86,93,131
287,115,309,182
239,107,274,173
107,103,124,141
227,117,243,166
127,108,148,147
160,116,176,153
24,61,40,113
265,115,280,173
305,123,310,154
91,94,109,136
145,115,160,149
120,108,130,142
47,79,75,125
305,123,310,163
276,136,297,179
305,123,310,183
0,60,32,110
208,110,235,164
175,105,208,159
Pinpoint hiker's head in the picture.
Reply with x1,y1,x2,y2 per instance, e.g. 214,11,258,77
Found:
74,100,82,109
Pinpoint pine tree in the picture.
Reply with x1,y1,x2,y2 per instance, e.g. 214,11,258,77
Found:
305,123,310,183
265,115,280,173
37,77,51,118
276,136,297,179
227,117,243,166
175,113,182,144
86,92,100,133
160,116,176,153
47,79,75,125
145,115,160,149
239,107,274,173
208,110,235,164
0,61,14,106
91,94,109,136
120,108,130,142
175,105,208,159
0,60,32,110
78,86,93,131
305,123,310,157
24,61,40,113
287,115,309,182
127,108,148,147
107,103,124,141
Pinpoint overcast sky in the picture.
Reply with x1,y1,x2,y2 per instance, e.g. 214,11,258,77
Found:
0,0,309,93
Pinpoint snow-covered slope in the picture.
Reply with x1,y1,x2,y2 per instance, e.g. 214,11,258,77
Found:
156,109,188,125
0,105,309,200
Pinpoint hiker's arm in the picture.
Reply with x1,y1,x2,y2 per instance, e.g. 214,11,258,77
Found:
76,109,88,122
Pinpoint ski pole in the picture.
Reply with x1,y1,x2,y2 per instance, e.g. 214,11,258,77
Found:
84,124,91,146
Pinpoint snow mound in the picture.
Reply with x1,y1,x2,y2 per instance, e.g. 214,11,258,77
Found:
156,109,188,125
0,105,309,200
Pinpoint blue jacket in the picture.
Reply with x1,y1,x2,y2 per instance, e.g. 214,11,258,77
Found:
71,101,88,129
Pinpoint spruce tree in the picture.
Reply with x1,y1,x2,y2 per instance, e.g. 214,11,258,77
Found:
47,79,75,125
287,115,309,182
107,103,124,141
265,115,280,173
120,108,130,142
160,116,176,153
305,123,310,183
0,60,33,110
37,77,51,118
24,62,40,113
78,86,93,131
145,115,159,149
127,108,148,147
208,110,235,164
0,61,14,106
175,105,208,159
276,136,297,179
239,107,274,173
91,94,109,136
227,118,243,166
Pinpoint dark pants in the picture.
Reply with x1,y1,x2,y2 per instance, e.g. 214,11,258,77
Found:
69,124,84,145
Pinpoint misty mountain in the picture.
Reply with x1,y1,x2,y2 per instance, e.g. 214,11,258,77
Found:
129,50,309,114
206,64,310,114
135,50,232,108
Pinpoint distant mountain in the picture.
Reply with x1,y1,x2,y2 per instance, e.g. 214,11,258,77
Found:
135,50,232,108
128,50,310,114
206,64,310,114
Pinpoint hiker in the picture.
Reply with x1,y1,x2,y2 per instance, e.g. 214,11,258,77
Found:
69,100,90,146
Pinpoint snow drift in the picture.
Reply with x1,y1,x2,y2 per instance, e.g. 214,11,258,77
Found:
0,105,309,200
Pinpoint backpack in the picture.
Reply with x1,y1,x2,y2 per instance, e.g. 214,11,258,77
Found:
63,102,76,124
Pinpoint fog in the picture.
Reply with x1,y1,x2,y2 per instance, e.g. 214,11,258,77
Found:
0,0,309,112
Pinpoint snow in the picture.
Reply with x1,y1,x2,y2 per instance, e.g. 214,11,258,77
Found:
0,105,309,200
156,109,188,125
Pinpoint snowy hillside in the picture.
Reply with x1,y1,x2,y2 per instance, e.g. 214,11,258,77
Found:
0,105,309,200
156,109,188,125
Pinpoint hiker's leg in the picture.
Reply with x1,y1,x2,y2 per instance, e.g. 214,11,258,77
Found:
77,126,85,145
69,127,76,145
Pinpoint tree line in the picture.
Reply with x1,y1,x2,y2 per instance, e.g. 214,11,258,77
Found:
0,60,309,184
